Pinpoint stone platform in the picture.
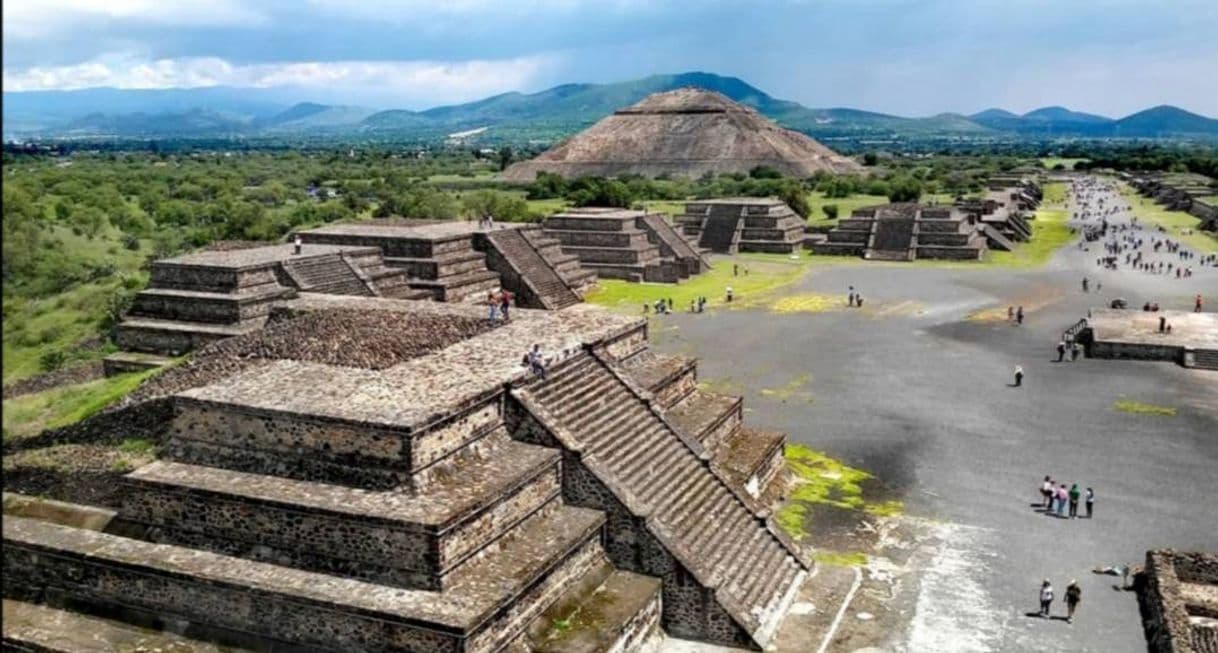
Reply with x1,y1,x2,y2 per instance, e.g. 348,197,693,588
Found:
543,208,707,283
5,296,807,652
298,221,593,307
1084,309,1218,369
677,198,805,254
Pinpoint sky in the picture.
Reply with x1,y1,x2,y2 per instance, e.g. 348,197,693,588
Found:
3,0,1217,117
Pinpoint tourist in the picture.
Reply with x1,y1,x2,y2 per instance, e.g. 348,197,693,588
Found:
643,302,650,314
856,294,864,308
1068,483,1081,519
1065,581,1082,624
488,290,500,324
1008,306,1014,322
501,289,513,322
1085,487,1095,519
1159,316,1166,333
848,285,856,307
1082,277,1089,293
733,263,739,277
1056,484,1069,518
1016,306,1024,325
726,286,733,303
527,344,546,379
1197,294,1204,313
1071,342,1081,361
1041,475,1054,509
1057,340,1066,362
1038,580,1054,618
1013,365,1024,387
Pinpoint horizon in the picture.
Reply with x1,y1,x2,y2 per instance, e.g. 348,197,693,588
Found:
4,0,1217,117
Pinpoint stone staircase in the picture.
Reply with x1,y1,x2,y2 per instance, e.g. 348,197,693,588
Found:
638,213,710,277
512,352,806,648
865,218,915,261
521,228,598,292
698,205,743,254
1191,348,1218,370
282,253,374,296
486,229,582,310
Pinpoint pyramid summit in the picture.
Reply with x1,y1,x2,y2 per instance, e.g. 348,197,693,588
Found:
502,87,861,181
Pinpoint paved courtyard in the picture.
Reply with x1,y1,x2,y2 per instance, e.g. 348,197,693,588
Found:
650,180,1218,652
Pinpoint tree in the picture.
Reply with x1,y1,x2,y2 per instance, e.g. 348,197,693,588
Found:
862,152,879,166
886,175,923,203
822,204,839,220
497,146,514,171
461,190,532,223
749,165,783,179
777,182,810,218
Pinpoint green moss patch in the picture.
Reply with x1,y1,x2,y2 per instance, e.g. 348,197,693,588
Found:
2,369,161,444
1114,399,1177,417
776,445,904,544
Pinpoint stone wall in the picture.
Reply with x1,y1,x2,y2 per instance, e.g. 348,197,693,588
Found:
1140,550,1218,653
1090,340,1184,363
149,264,279,293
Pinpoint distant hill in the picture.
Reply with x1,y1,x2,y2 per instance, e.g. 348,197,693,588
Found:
5,72,1217,142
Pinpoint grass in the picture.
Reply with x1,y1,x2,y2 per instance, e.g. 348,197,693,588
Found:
3,224,149,384
584,252,812,313
805,192,889,228
1118,183,1218,254
638,200,687,217
775,444,903,543
813,551,870,567
523,197,570,216
1113,399,1177,417
2,369,161,444
985,207,1072,268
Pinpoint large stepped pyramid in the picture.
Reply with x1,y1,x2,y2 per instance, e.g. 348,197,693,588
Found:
5,300,807,651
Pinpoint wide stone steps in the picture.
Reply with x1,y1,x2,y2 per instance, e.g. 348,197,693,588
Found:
282,255,372,296
526,561,662,653
616,350,697,408
120,432,562,590
516,353,804,646
3,598,240,653
408,269,502,302
487,229,581,310
1191,348,1218,370
129,285,294,324
114,316,264,356
665,389,742,453
698,208,742,254
640,213,708,270
3,503,608,653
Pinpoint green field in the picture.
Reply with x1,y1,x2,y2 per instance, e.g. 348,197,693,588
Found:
805,192,889,227
584,252,812,313
2,368,161,444
1118,183,1218,253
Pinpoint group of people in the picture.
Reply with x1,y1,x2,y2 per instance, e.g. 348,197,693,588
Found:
644,296,712,315
1037,579,1083,623
1038,476,1094,519
487,288,514,323
1007,305,1025,325
847,286,865,308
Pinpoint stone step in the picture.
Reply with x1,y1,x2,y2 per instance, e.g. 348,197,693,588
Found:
3,504,608,653
130,285,294,324
527,563,663,653
712,427,787,506
616,351,697,408
516,353,806,648
385,249,489,280
2,599,241,653
121,433,562,590
114,317,263,356
665,389,743,453
101,352,174,377
408,269,502,302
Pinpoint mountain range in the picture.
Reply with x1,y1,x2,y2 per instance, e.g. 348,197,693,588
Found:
5,72,1217,142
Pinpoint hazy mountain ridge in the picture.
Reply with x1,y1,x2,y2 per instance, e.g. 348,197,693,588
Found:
5,72,1217,141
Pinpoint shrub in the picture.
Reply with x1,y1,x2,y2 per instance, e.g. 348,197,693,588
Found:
122,233,141,250
39,348,67,372
823,204,839,220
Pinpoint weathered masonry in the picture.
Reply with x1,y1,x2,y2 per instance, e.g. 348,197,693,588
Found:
542,208,710,282
4,299,809,652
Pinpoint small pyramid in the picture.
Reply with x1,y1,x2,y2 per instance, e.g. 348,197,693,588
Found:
502,88,860,181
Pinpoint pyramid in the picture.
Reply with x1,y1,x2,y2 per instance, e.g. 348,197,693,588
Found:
501,87,861,181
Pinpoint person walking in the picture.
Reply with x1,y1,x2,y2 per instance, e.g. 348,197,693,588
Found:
487,290,500,324
1068,483,1081,519
1008,306,1015,322
1056,484,1069,518
1039,580,1054,618
1082,277,1089,293
500,289,513,322
725,286,734,303
1197,294,1204,313
1016,306,1025,325
1041,476,1054,509
1085,487,1094,519
1014,365,1024,387
1057,340,1066,362
1065,580,1082,623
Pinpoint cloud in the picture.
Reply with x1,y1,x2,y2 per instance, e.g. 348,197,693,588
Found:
3,0,267,40
2,54,561,106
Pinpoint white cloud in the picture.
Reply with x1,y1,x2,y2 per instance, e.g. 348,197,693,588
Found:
3,0,267,40
2,54,560,105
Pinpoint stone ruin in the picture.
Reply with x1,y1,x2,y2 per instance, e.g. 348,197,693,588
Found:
810,183,1040,261
4,296,809,652
1127,173,1218,232
676,197,807,254
500,88,860,181
542,208,710,282
1138,550,1218,652
111,222,603,364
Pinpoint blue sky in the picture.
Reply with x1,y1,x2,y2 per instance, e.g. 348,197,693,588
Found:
4,0,1216,117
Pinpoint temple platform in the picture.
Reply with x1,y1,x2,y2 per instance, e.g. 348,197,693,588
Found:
1085,309,1218,369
